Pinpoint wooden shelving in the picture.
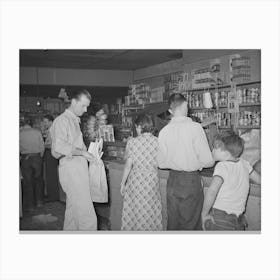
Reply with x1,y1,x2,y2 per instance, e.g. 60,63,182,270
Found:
236,126,261,129
185,80,261,92
239,103,261,107
218,126,232,129
189,107,215,111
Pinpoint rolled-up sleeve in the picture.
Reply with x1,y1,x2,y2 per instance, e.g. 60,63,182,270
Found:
193,124,214,168
50,118,73,158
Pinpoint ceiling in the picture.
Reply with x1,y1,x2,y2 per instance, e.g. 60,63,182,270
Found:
20,49,249,71
20,50,183,70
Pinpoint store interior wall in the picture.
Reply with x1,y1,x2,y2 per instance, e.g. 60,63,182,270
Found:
20,49,260,104
133,49,261,88
20,67,133,87
20,67,133,104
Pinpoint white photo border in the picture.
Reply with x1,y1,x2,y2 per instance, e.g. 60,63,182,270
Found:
0,1,280,280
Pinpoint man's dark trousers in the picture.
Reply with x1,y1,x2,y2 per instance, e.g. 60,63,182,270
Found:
21,154,44,210
166,170,204,230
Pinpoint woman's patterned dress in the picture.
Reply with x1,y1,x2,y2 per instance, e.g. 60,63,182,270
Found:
121,133,163,231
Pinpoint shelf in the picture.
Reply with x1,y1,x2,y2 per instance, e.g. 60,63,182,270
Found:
189,107,215,110
189,103,261,111
239,103,261,107
236,126,261,129
236,81,261,87
185,81,261,92
122,105,145,109
187,84,231,92
218,126,232,129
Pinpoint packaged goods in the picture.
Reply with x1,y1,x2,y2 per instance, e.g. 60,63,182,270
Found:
99,124,115,142
237,87,261,104
150,87,165,103
203,92,213,109
238,111,261,127
126,83,151,106
230,56,251,83
164,72,188,97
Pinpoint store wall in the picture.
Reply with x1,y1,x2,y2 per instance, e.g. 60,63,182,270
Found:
133,59,183,82
183,49,261,84
20,67,133,87
133,49,261,87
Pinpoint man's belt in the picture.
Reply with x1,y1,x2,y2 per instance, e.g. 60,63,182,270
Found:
21,153,40,160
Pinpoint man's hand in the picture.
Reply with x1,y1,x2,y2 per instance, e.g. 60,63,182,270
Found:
82,150,98,163
201,213,215,230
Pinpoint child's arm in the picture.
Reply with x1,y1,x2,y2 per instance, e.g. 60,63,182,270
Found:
201,176,223,229
250,170,261,185
120,157,133,196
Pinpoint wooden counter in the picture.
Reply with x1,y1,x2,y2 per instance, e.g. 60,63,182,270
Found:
103,159,261,231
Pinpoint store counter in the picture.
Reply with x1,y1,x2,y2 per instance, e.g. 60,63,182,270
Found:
103,159,261,231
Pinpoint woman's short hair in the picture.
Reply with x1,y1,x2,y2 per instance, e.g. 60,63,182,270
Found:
68,89,92,101
134,114,154,134
214,131,244,158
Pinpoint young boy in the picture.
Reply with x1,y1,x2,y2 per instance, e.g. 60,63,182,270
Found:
201,132,261,230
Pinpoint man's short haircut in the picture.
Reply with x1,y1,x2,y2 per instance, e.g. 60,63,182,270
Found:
168,93,187,111
214,131,244,158
68,89,92,102
43,114,54,122
134,114,154,134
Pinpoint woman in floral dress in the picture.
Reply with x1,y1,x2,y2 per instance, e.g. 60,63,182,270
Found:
120,114,163,231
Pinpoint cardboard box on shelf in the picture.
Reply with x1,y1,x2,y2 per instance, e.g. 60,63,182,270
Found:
99,125,115,142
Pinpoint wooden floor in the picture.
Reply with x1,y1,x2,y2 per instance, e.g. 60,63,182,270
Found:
20,201,65,231
20,201,110,231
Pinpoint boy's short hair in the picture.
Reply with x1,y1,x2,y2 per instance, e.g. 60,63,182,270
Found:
214,131,244,158
168,93,187,111
134,114,154,134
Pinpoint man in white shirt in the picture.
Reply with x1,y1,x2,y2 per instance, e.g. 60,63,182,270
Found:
50,89,98,231
157,93,214,230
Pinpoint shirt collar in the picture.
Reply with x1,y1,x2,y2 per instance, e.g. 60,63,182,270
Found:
225,159,240,163
65,109,81,123
170,116,192,123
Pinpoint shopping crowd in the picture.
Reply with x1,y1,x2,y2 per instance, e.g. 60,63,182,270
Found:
20,89,261,231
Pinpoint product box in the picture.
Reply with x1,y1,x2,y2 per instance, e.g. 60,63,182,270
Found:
99,125,115,142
